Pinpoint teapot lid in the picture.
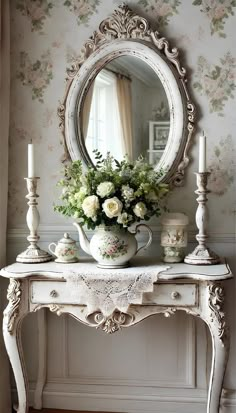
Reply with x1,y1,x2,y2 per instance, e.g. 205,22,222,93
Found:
59,233,76,245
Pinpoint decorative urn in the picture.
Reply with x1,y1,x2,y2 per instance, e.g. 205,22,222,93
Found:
161,213,189,263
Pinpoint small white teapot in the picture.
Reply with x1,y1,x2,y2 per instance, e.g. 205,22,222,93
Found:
49,233,79,263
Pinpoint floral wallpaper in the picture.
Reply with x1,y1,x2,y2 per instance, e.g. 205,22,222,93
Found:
208,134,235,195
193,53,236,116
8,0,236,235
17,50,53,102
192,0,236,37
137,0,181,27
64,0,101,26
16,0,54,33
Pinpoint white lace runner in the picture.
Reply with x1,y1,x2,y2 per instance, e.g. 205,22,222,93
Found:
66,263,169,316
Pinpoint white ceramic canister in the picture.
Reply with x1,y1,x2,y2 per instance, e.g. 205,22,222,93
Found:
161,213,189,263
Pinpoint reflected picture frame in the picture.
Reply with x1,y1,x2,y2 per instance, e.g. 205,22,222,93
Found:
148,121,170,165
153,122,170,150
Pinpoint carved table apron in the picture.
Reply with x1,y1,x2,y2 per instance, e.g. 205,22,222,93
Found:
0,258,232,413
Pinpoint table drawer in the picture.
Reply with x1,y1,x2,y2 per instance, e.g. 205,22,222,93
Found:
30,280,74,304
30,280,197,307
143,283,197,306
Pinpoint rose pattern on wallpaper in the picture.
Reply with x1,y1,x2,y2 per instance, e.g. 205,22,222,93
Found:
137,0,181,27
193,53,236,116
16,0,54,33
192,0,236,38
63,0,100,26
17,50,53,103
8,178,26,223
9,122,43,147
208,135,235,195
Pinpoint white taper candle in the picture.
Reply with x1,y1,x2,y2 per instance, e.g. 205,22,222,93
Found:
199,132,207,173
28,142,35,177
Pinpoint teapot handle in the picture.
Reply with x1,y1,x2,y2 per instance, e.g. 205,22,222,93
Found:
133,224,153,255
48,242,57,256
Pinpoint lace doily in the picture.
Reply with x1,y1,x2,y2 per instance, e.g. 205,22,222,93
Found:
66,263,169,316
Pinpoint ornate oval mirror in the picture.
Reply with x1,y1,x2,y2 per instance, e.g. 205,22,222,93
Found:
58,4,196,186
81,55,170,165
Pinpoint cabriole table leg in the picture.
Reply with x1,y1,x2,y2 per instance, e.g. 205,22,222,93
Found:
205,283,230,413
3,279,28,413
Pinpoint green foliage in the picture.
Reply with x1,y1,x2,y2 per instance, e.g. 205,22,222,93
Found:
54,152,169,230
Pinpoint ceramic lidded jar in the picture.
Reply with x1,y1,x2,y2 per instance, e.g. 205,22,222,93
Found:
161,213,189,263
49,233,79,263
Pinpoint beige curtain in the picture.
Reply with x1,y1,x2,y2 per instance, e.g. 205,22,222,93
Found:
82,82,94,139
116,76,133,159
0,0,11,411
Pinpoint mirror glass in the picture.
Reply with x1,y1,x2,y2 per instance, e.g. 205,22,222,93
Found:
81,55,170,165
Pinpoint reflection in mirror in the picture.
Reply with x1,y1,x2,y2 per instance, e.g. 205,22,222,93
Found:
81,55,170,165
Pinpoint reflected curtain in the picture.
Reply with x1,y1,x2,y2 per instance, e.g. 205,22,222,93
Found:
116,76,133,159
82,82,94,139
0,0,11,411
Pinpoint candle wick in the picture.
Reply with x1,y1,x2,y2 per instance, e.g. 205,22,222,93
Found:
30,139,33,144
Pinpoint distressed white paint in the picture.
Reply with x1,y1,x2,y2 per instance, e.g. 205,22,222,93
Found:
1,257,233,413
4,230,236,412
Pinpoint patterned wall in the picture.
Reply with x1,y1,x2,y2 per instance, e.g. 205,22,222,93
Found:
9,0,236,234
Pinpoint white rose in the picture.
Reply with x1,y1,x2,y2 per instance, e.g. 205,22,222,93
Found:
117,212,132,227
82,195,100,218
102,197,123,218
133,202,147,219
97,181,115,198
121,185,135,201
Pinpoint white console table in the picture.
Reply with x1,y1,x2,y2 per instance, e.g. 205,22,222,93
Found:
0,257,233,413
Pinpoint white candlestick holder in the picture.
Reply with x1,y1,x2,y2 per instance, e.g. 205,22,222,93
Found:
184,172,221,265
16,178,52,263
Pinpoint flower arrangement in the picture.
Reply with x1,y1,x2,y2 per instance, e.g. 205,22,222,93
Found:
55,152,169,230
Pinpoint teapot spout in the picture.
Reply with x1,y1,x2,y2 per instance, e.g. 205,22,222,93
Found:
73,222,91,256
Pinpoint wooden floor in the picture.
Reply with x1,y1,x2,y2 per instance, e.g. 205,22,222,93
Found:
29,409,113,413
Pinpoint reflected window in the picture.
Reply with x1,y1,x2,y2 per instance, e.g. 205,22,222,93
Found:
86,70,124,164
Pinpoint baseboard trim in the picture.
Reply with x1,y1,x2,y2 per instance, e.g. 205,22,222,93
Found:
12,387,236,413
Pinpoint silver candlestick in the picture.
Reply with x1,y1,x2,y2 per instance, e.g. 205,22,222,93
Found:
184,172,221,265
16,177,52,263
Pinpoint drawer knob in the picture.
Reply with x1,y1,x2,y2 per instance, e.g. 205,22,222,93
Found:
171,291,180,300
50,290,58,298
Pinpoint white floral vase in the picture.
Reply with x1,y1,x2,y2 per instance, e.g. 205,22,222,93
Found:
74,223,153,269
92,225,152,268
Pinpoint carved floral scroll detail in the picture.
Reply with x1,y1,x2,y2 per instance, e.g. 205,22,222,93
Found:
4,279,22,334
49,304,63,316
64,4,187,79
32,304,64,316
58,4,196,185
208,284,227,346
87,311,134,334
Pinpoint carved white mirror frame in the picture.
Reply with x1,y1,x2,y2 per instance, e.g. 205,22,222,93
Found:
58,4,196,186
